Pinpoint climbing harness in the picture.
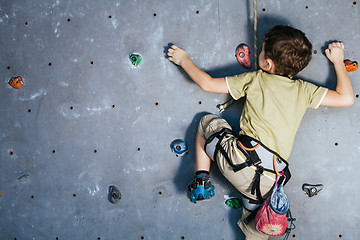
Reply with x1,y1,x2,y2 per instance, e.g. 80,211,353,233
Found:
205,128,291,204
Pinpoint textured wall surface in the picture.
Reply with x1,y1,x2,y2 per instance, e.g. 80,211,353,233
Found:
0,0,359,239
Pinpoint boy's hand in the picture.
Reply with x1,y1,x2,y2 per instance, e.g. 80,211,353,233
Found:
325,42,345,65
167,45,188,66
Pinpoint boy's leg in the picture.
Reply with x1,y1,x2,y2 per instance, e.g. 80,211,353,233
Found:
187,129,214,202
195,130,211,172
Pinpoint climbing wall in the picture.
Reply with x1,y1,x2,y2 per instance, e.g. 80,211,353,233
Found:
1,0,359,239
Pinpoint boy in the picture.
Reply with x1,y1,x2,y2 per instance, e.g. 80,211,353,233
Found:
167,25,354,240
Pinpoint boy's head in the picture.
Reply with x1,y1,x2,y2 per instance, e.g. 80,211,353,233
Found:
260,25,312,78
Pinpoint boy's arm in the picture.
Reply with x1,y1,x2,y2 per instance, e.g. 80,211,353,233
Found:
167,45,229,93
320,42,354,107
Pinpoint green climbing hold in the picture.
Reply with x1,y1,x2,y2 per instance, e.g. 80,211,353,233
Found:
130,53,142,66
225,197,242,209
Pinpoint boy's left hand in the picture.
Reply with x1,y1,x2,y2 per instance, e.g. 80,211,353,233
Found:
167,45,188,66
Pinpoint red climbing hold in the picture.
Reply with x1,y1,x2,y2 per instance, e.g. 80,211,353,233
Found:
8,76,23,89
344,59,358,72
235,43,252,69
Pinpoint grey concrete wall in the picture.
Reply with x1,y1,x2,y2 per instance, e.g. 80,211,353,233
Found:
0,0,359,239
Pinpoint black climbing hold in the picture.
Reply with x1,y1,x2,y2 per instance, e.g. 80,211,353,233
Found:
302,183,323,197
108,185,121,204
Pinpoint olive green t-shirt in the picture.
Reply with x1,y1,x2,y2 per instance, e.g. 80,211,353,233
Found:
226,70,328,160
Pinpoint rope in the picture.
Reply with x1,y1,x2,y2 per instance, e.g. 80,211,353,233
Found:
253,0,258,70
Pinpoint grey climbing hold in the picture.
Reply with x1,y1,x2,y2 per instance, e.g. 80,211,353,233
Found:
18,174,30,183
302,183,323,197
108,185,121,204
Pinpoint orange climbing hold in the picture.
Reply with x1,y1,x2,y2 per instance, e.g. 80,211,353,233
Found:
8,76,23,89
344,59,358,72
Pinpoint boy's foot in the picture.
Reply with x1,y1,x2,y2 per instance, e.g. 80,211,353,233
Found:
188,178,215,202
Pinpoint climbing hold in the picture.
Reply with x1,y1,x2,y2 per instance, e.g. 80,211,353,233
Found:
108,185,121,204
225,197,242,209
170,139,189,157
18,174,30,183
344,59,358,72
302,183,323,197
8,76,24,89
129,53,142,66
235,43,252,69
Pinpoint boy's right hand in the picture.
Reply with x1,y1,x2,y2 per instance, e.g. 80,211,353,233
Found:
325,42,345,65
167,45,188,66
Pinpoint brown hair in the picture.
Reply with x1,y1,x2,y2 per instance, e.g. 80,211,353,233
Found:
264,25,312,78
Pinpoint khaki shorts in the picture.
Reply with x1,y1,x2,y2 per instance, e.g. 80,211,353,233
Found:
198,114,275,240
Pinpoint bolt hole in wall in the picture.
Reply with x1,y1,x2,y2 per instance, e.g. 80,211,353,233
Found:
137,147,141,151
339,234,343,238
24,21,28,25
356,94,359,98
48,62,52,66
93,149,97,153
153,13,157,17
154,102,159,106
195,10,199,14
66,18,71,22
90,60,94,65
6,66,10,70
52,150,56,154
27,109,31,113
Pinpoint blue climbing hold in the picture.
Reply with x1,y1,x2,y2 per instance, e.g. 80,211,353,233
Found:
170,139,189,157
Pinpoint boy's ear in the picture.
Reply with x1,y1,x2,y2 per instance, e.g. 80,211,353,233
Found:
265,58,276,73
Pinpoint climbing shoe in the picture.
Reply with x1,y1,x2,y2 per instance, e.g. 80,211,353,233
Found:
188,178,215,202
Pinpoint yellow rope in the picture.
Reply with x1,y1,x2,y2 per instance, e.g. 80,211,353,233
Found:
253,0,258,70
